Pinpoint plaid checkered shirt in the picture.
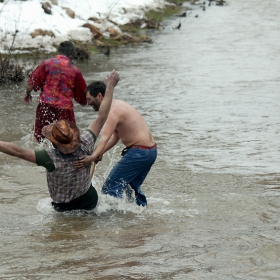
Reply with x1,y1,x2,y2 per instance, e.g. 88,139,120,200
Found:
46,130,95,203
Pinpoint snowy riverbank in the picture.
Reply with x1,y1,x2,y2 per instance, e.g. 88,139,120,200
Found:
0,0,173,54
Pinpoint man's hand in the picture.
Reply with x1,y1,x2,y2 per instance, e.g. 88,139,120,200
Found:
105,70,120,87
74,154,103,170
24,93,32,104
94,154,103,164
74,155,95,170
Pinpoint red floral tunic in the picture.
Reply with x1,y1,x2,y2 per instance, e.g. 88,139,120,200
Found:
28,55,87,109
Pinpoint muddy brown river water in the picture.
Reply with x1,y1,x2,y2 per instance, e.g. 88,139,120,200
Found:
1,0,280,279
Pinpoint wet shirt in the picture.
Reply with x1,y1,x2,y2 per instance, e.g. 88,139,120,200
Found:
28,55,87,110
35,130,96,203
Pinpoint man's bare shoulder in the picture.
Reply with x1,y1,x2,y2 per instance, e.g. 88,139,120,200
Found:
111,99,134,111
108,100,136,125
112,99,129,106
109,100,127,113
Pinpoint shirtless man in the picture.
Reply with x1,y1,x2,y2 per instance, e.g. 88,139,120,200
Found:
74,81,157,206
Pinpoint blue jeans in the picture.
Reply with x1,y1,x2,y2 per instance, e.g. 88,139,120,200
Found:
101,146,157,206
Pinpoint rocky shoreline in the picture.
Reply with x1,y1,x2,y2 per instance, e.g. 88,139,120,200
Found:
0,0,182,55
0,0,186,83
0,0,228,83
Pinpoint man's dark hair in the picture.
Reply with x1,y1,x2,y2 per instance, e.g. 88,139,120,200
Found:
58,41,76,58
86,81,106,97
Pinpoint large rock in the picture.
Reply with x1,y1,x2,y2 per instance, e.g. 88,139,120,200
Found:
88,17,103,24
82,23,103,40
30,29,55,38
62,7,75,18
42,2,52,15
107,27,121,38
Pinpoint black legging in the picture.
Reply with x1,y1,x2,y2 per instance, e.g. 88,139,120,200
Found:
51,185,98,212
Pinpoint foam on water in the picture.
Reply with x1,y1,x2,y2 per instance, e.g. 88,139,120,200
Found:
36,191,178,217
37,197,53,214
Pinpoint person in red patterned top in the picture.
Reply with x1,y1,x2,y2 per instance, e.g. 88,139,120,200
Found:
24,41,87,142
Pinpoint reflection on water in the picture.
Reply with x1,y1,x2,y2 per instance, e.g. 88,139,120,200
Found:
1,0,280,278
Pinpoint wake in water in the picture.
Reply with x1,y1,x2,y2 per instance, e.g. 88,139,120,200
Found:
36,190,146,216
36,190,196,219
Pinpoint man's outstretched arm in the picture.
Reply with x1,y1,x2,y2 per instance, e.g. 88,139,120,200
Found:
73,109,120,170
0,141,36,163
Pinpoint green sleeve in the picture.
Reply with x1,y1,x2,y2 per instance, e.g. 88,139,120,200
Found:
86,129,97,143
35,150,55,172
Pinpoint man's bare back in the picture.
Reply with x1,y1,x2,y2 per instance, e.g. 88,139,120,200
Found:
108,99,155,147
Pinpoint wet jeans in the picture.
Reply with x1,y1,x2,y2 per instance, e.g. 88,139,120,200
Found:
101,145,157,206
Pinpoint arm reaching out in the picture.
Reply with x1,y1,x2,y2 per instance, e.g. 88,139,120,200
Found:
87,70,120,138
73,70,120,170
24,84,33,104
87,117,119,164
74,131,120,169
0,141,36,163
97,131,120,157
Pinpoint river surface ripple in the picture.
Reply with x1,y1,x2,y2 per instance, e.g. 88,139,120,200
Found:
1,0,280,279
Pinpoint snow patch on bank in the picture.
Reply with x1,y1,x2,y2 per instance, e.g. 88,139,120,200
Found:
0,0,170,53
